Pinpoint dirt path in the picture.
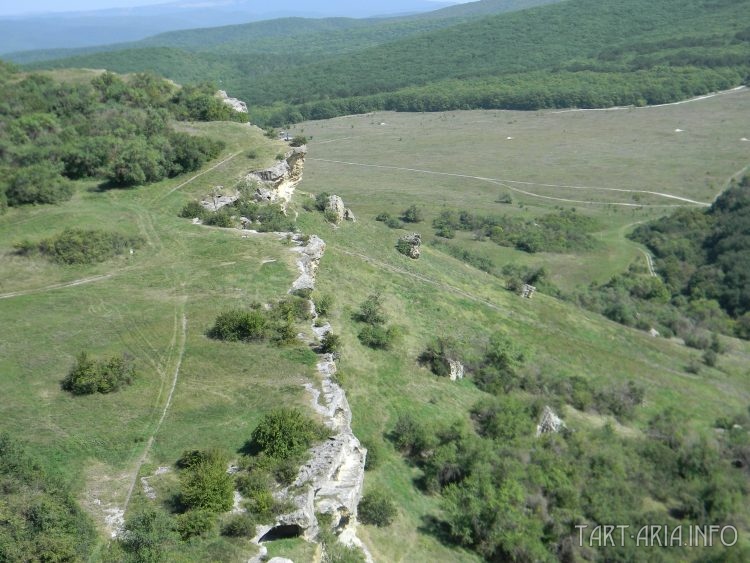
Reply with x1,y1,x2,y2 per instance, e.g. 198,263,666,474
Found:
161,151,242,199
550,86,747,114
117,305,188,535
640,249,657,277
310,158,707,207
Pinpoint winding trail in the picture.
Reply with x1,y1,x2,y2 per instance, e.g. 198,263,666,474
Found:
118,305,188,535
310,158,707,207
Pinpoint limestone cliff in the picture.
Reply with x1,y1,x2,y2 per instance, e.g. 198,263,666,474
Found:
246,146,306,208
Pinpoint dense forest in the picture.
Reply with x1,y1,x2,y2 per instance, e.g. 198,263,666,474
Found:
20,0,750,126
0,62,242,210
628,177,750,339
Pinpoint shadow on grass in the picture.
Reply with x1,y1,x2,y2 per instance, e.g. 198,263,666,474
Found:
417,514,458,549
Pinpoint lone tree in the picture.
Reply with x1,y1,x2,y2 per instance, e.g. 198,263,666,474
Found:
402,204,424,223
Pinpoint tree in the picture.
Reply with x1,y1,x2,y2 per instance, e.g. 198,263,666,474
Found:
5,163,73,205
354,293,386,325
250,408,328,460
179,455,234,512
402,204,424,223
358,490,397,527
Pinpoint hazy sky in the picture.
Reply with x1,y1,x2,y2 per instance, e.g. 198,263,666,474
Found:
0,0,466,17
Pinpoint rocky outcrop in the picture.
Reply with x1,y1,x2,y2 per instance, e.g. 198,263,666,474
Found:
397,233,422,259
246,147,306,208
251,235,371,562
536,406,566,437
344,208,356,222
448,360,465,382
200,187,238,212
289,235,326,293
217,90,248,114
325,195,346,224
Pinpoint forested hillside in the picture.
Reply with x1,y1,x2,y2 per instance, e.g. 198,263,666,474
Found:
0,63,243,210
20,0,750,125
631,176,750,337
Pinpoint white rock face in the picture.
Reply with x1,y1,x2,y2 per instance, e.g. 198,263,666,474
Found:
245,147,306,208
289,235,326,293
325,195,346,223
448,359,465,381
252,235,370,561
217,90,248,113
536,406,566,437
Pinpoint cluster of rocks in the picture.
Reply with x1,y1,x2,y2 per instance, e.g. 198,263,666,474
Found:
397,232,422,259
217,90,248,114
535,406,566,437
324,194,356,224
246,146,306,208
200,186,239,212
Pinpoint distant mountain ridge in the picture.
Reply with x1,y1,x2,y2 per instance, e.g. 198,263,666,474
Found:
0,0,456,54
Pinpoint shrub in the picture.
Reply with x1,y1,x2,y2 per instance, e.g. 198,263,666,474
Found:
362,439,382,471
120,508,176,562
315,293,334,316
320,332,341,355
33,228,143,265
221,513,256,537
375,212,391,222
402,204,424,223
354,293,386,325
385,216,403,229
390,413,432,458
289,135,307,147
270,320,298,346
324,208,341,223
358,325,400,350
62,352,135,395
250,408,329,460
179,200,207,219
176,510,216,540
179,453,234,513
5,163,74,206
208,309,267,342
315,192,330,211
418,337,459,377
358,490,397,527
496,193,513,204
703,349,718,367
202,210,235,228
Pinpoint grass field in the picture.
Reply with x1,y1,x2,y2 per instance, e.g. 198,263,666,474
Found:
2,84,749,561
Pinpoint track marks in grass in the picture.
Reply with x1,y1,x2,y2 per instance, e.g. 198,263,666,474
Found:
310,158,706,207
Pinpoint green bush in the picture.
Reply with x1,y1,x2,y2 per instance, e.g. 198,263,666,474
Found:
250,408,329,460
362,439,383,471
120,508,176,562
354,293,386,325
385,217,403,229
208,309,267,342
402,204,424,223
176,510,216,540
30,228,144,265
221,513,256,538
179,200,207,219
358,325,400,350
418,337,459,377
179,451,234,513
315,192,330,211
289,135,307,147
202,210,235,228
375,212,391,222
320,332,341,354
62,352,136,395
390,413,432,458
358,490,397,527
315,293,334,316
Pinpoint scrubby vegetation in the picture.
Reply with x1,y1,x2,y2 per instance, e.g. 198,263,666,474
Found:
208,296,311,346
15,228,144,264
0,434,97,560
433,208,599,253
62,351,136,395
354,293,401,350
0,67,234,206
249,408,329,461
357,490,397,527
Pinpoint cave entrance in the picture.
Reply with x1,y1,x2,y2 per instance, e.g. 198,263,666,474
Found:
259,524,302,542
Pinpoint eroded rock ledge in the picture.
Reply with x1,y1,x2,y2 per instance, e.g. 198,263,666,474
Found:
246,146,307,208
250,234,372,562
